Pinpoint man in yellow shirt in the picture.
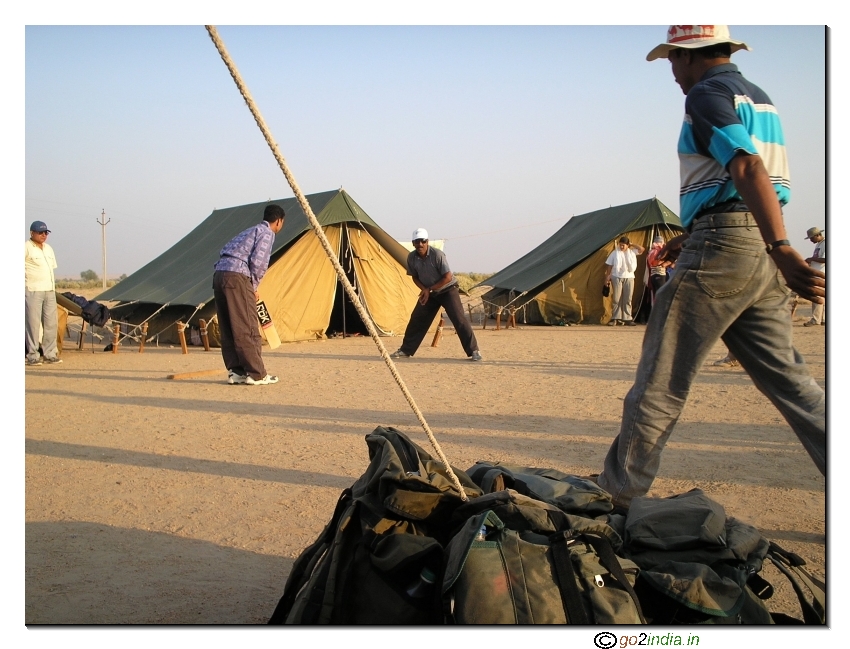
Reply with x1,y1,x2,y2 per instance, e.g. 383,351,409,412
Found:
25,221,60,365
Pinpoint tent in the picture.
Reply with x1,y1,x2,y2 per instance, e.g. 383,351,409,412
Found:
98,189,423,345
479,198,684,325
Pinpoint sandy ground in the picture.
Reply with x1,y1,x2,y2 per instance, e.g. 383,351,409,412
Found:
25,308,826,625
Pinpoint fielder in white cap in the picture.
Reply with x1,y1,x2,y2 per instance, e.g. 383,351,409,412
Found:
390,228,482,361
596,26,825,510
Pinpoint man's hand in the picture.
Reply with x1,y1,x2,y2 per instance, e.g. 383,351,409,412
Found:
658,233,690,263
769,247,825,303
418,288,430,305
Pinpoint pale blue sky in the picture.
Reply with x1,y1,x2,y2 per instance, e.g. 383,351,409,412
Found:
24,24,826,277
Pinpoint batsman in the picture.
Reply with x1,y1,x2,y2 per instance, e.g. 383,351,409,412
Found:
212,203,285,385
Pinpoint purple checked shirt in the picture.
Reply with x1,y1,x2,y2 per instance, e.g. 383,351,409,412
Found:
214,221,276,290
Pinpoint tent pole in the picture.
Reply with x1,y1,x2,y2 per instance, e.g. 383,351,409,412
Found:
430,313,444,347
139,322,148,353
199,319,210,351
177,321,188,354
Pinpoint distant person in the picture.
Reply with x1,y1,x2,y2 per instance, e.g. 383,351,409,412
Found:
803,227,825,326
213,204,285,385
390,229,482,361
25,220,61,366
604,236,645,326
596,26,825,510
646,235,672,305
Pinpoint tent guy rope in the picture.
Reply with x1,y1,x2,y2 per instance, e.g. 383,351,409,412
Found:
204,25,469,501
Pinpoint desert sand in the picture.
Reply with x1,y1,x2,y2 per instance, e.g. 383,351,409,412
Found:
25,306,826,625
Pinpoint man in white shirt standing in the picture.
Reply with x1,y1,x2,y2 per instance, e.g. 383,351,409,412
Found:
803,227,825,327
25,220,61,365
604,236,645,326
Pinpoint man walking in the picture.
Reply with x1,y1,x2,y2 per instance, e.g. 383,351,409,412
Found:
25,220,61,365
391,229,482,361
213,204,285,385
596,26,826,509
604,236,645,326
803,227,825,326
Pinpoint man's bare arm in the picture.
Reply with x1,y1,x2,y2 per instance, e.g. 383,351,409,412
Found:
728,153,825,303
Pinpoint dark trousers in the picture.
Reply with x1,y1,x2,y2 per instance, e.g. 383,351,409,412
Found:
400,285,479,357
213,271,266,380
650,273,667,295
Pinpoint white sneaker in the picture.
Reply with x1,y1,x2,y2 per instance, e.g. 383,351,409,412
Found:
228,371,248,385
470,351,483,361
389,349,411,359
246,374,279,385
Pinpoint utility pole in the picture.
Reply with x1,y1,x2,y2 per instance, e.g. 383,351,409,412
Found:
97,210,110,290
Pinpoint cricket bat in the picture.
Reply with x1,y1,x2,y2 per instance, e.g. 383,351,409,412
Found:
256,299,281,349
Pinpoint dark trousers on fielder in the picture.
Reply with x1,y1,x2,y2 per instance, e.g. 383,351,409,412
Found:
399,285,479,357
213,270,267,380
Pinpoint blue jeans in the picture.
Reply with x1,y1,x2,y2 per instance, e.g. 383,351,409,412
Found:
26,289,59,361
597,212,826,506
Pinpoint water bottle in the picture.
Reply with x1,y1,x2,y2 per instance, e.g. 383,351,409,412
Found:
406,566,437,598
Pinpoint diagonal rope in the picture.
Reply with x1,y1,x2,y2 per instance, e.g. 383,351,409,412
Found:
205,25,469,501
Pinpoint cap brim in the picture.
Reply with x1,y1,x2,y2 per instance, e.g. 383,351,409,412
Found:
647,40,751,62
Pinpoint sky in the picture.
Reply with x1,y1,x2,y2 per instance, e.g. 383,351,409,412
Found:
23,23,826,278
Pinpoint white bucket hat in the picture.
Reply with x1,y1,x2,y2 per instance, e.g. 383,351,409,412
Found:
646,25,751,61
412,228,429,241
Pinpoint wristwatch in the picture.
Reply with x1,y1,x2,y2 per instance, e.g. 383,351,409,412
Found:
765,239,791,254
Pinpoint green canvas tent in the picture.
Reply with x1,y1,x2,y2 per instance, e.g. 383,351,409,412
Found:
480,198,684,325
98,189,422,345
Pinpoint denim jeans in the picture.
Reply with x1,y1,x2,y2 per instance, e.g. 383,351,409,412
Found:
597,212,826,506
26,289,58,361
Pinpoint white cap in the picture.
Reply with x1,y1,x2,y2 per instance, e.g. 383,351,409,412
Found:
646,25,751,62
412,228,429,241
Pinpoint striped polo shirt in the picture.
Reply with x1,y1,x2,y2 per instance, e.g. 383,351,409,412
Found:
678,63,790,228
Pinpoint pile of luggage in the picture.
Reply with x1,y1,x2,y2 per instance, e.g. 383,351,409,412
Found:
269,427,825,625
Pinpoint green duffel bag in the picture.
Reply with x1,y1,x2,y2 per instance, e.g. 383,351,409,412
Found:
466,462,614,518
619,490,824,625
269,426,482,624
442,506,646,624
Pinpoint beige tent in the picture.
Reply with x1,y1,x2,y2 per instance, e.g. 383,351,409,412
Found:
480,198,685,325
99,190,426,345
257,220,420,342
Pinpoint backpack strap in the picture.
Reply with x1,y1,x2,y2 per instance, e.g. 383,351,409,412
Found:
466,464,514,494
549,531,591,624
766,541,826,625
268,489,353,623
582,532,647,624
480,468,508,494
